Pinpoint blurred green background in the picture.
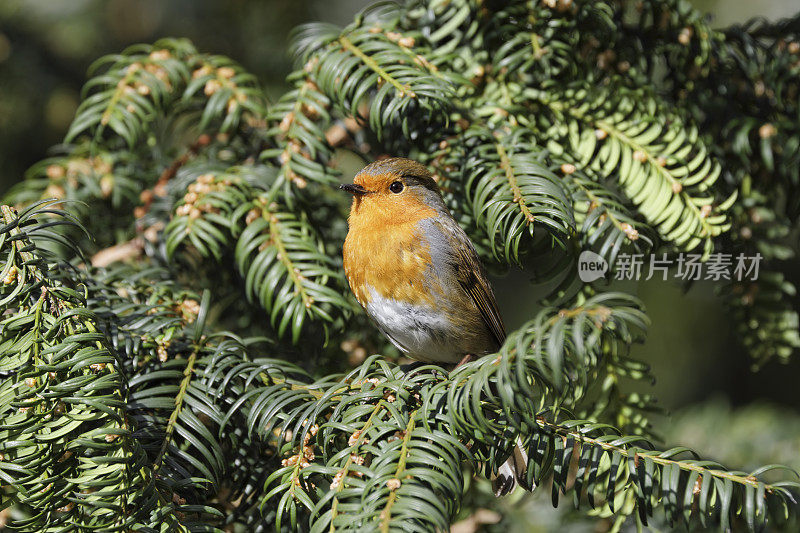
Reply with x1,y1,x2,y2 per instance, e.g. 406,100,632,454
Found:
1,1,798,530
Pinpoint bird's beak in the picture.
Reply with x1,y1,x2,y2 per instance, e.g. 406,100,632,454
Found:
339,183,368,196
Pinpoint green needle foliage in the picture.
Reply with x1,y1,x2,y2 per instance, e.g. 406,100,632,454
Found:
2,1,800,531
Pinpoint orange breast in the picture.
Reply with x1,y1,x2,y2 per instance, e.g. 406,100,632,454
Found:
343,195,438,307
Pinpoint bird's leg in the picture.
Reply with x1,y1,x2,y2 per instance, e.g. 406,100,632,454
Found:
455,353,476,368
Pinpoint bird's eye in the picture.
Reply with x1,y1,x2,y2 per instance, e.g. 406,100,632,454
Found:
389,181,404,193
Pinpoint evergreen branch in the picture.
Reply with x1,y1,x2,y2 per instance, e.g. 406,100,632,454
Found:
619,0,718,83
237,347,797,532
66,39,267,148
716,191,800,366
327,399,385,530
182,54,267,132
378,411,416,533
568,314,661,439
488,1,617,84
85,264,306,526
495,142,536,231
459,127,575,264
535,417,800,530
402,0,481,73
163,166,352,341
3,1,800,530
153,347,198,472
5,148,142,218
339,35,415,97
296,22,455,142
681,15,800,212
445,293,649,441
726,271,800,368
263,76,339,197
137,133,213,218
566,169,655,267
164,167,256,261
234,200,351,342
529,83,733,257
0,205,191,530
67,40,195,147
268,211,315,312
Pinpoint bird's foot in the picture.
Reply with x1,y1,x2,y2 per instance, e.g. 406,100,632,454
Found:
454,353,477,368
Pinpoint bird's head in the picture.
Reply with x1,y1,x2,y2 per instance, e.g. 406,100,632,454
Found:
340,158,445,226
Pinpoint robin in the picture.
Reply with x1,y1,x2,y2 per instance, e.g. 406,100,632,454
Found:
340,157,527,496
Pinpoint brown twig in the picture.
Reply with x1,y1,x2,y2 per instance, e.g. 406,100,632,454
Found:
135,133,212,218
90,238,144,268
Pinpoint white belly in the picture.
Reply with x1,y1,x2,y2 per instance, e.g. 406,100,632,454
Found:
364,287,459,363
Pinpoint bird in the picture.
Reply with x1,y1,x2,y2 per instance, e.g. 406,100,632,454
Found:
340,157,528,496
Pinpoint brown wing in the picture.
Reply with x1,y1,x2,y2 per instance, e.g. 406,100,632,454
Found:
453,241,506,348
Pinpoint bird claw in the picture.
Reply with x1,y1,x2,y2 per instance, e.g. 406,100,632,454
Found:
454,353,476,368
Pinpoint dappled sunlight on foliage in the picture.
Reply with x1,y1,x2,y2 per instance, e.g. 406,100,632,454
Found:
1,0,800,531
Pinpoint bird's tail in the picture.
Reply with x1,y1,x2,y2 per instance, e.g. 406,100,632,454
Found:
491,437,531,496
